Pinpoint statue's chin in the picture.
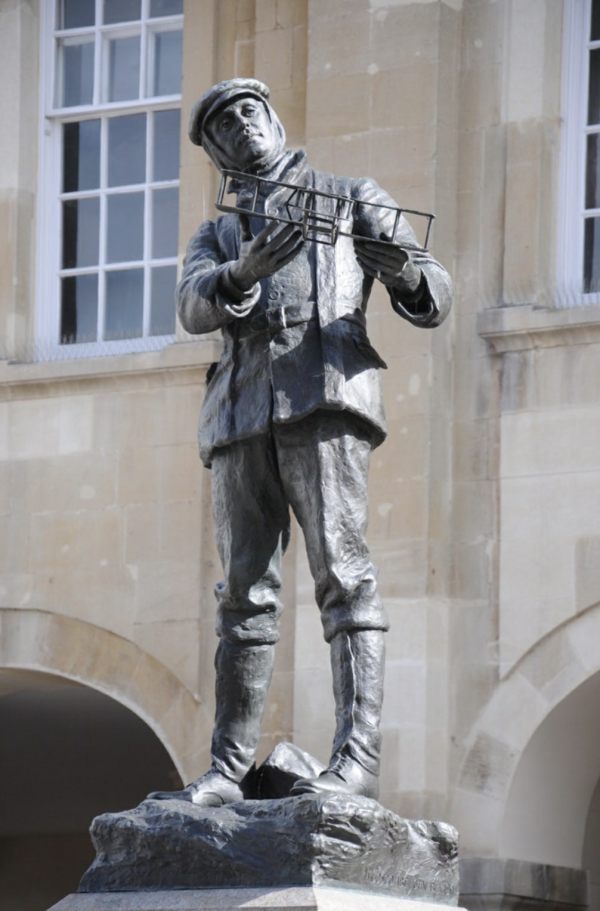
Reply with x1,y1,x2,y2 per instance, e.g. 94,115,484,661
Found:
231,139,285,175
235,150,278,173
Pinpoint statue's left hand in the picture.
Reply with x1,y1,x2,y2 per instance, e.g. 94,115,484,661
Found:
354,238,422,294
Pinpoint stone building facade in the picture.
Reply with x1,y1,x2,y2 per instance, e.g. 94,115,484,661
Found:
1,1,600,909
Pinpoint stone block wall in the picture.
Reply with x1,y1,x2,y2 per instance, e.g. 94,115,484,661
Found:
0,359,207,695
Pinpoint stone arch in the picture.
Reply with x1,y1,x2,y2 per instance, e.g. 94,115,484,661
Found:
451,600,600,862
0,607,212,781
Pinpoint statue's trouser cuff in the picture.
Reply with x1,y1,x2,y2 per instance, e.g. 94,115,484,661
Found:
211,410,389,647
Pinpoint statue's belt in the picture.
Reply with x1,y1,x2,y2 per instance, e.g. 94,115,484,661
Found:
237,302,318,339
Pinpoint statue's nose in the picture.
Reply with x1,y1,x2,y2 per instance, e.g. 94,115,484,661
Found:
235,115,252,134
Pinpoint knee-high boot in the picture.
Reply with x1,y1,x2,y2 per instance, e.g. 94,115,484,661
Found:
293,629,384,799
210,639,275,782
149,639,274,806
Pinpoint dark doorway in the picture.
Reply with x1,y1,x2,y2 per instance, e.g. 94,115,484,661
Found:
0,669,183,910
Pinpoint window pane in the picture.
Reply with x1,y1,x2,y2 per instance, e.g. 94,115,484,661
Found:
151,29,182,96
105,269,144,339
589,49,600,126
106,193,144,262
585,218,600,292
150,0,183,17
153,109,180,181
592,0,600,41
586,134,600,210
105,35,140,102
59,0,95,29
150,265,176,335
62,198,100,268
152,188,178,258
63,120,100,192
108,114,146,186
61,274,98,344
57,38,94,107
103,0,141,23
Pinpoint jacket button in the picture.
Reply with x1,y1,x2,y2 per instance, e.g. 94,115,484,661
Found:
268,289,281,300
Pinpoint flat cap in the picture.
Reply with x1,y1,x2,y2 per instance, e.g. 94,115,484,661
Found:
188,78,271,146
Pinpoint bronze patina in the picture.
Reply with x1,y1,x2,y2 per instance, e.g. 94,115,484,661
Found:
150,77,452,808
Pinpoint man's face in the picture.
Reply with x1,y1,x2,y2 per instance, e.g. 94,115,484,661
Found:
206,97,276,170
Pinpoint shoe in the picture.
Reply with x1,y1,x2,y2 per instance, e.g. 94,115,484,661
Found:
147,767,244,806
291,751,379,799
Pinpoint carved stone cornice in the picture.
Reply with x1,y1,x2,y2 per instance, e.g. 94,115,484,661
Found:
0,339,222,399
478,304,600,353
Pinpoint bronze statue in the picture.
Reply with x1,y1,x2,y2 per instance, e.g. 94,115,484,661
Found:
151,78,452,808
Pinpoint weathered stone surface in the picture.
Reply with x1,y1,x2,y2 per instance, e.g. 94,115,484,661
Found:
79,794,458,904
459,858,588,911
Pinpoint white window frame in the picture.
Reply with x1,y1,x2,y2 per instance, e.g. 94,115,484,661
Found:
559,0,600,307
36,0,183,361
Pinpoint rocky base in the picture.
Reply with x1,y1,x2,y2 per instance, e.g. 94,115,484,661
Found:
77,743,458,904
80,793,457,902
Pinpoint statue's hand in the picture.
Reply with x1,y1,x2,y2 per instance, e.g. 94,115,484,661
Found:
354,237,422,294
229,215,304,292
221,298,257,319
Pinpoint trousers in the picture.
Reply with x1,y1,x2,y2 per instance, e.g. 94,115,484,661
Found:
211,410,388,645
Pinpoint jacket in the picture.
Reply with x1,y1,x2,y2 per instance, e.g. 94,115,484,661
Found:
177,152,452,466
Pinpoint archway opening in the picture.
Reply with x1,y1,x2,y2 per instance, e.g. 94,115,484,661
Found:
0,669,182,911
499,670,600,887
583,776,600,911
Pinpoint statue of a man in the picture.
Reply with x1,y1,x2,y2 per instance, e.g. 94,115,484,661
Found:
153,78,452,807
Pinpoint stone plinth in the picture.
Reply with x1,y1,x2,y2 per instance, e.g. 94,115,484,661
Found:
77,794,458,903
49,885,463,911
459,858,588,911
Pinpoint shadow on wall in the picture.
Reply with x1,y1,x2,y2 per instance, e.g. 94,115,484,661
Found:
0,668,182,911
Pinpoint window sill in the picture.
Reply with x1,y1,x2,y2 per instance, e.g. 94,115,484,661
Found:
0,338,222,393
478,304,600,353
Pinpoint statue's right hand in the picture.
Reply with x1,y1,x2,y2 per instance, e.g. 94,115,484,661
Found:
229,215,304,291
221,298,257,319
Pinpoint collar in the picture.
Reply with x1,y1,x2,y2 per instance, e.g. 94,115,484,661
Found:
228,149,309,199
